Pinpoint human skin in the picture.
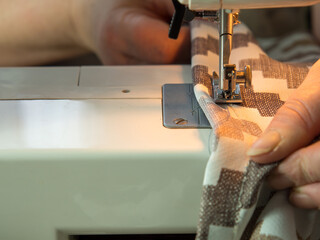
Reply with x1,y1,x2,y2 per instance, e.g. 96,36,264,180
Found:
248,59,320,209
2,0,319,209
0,0,190,66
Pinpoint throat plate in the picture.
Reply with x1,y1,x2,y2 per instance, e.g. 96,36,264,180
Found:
162,84,210,129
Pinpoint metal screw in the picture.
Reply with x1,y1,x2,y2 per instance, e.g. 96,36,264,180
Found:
173,118,188,125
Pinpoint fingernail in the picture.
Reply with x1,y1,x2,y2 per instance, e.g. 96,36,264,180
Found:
247,130,281,157
267,174,294,190
290,189,318,209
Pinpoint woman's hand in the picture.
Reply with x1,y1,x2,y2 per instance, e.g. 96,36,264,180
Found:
247,59,320,209
0,0,190,66
73,0,191,65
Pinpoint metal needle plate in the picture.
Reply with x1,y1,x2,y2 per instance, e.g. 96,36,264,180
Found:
162,84,211,129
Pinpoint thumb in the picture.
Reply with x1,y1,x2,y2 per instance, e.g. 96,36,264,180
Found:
247,59,320,164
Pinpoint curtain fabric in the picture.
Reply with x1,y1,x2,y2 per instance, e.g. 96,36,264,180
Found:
191,19,320,240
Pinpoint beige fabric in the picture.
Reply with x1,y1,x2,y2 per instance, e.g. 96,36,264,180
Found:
191,19,320,240
257,32,320,63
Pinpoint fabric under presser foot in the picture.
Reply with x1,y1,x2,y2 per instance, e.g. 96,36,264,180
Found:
191,19,320,240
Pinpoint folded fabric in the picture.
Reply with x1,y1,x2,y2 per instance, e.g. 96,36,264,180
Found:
191,19,320,240
257,31,320,64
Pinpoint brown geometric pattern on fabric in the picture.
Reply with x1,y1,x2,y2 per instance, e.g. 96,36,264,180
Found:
233,34,259,49
196,169,244,240
241,207,266,240
239,54,309,89
191,18,218,28
261,31,320,64
241,161,276,208
263,33,315,54
241,87,285,117
196,185,216,240
198,97,262,140
282,37,317,52
191,34,258,57
210,169,244,227
281,52,320,65
192,36,219,56
192,66,213,96
215,118,262,141
250,221,283,240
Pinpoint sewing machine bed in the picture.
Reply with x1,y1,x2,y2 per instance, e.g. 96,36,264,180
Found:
0,66,211,240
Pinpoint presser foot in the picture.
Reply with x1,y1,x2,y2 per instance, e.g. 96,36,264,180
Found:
213,64,252,104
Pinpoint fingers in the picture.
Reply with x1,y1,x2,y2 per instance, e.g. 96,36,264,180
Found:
99,48,147,65
123,13,191,64
260,60,320,210
247,59,320,164
146,0,175,20
267,141,320,209
99,0,190,65
289,183,320,209
268,140,320,189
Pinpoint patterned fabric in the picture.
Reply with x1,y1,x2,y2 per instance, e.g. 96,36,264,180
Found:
191,19,320,240
257,32,320,64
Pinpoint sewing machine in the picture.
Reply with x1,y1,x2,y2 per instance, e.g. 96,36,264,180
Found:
0,1,320,240
0,66,210,240
168,0,320,103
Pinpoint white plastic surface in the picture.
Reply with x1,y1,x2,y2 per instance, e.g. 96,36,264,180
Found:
179,0,320,10
0,66,211,240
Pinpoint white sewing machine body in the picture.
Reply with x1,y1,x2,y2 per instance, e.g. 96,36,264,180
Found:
0,66,211,240
2,0,320,239
178,0,320,10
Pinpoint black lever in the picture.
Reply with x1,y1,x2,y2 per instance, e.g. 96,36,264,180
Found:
168,0,187,39
169,0,216,39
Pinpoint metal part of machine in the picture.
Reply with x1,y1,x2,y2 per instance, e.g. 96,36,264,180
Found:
169,0,252,103
168,0,320,103
176,0,320,11
214,9,252,103
162,84,211,128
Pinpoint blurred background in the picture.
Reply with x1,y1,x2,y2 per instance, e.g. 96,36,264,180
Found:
52,6,320,66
